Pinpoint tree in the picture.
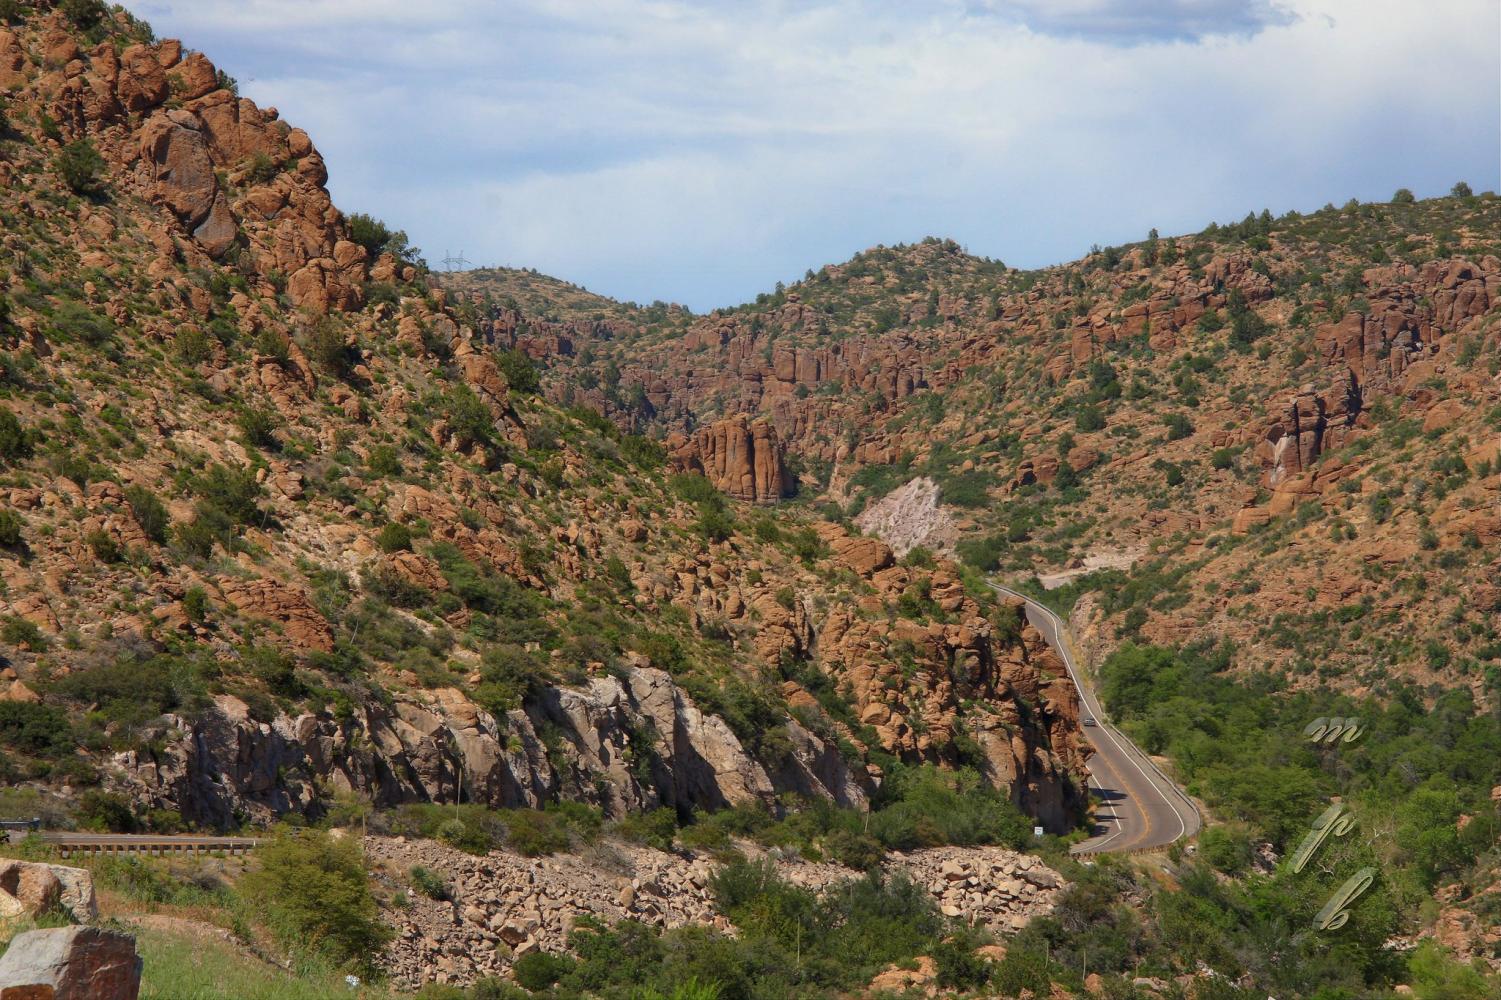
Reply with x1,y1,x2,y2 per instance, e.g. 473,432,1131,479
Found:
1450,180,1474,198
1164,412,1194,441
60,0,108,30
55,139,108,196
346,212,423,267
1075,405,1106,432
496,348,540,394
0,408,29,462
239,828,392,972
1391,187,1416,204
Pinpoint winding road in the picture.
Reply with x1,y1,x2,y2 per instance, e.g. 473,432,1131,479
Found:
989,582,1201,855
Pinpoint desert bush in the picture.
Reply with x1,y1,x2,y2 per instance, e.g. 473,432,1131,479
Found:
375,521,412,553
124,485,170,543
495,349,539,395
0,701,72,757
239,827,392,973
0,508,22,547
409,865,448,900
55,139,107,196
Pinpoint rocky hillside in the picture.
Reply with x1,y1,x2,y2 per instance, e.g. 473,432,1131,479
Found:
0,2,1086,834
457,197,1501,700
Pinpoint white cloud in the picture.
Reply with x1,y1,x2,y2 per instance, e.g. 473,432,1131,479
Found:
135,0,1499,309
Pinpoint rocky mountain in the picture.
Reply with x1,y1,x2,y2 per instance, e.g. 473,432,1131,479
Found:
0,2,1086,835
457,197,1501,702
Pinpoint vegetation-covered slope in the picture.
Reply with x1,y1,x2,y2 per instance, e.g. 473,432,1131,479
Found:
0,1,1085,839
457,193,1501,701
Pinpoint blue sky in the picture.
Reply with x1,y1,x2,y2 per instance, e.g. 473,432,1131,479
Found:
134,0,1500,311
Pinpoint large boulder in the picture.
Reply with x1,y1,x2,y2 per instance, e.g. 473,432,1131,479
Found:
0,862,95,924
0,927,141,1000
139,110,238,258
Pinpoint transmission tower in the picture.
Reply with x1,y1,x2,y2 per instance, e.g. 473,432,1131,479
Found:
441,249,471,273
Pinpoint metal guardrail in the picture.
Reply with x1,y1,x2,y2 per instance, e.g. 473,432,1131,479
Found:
39,836,261,859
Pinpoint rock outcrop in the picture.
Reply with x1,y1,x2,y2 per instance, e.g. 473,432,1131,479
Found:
3,10,368,311
111,668,866,829
668,416,791,503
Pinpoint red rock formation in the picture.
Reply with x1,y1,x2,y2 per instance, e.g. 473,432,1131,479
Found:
668,416,791,503
3,13,367,312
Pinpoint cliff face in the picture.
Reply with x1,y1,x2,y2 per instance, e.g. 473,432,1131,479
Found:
0,6,1085,834
667,416,792,504
113,667,867,829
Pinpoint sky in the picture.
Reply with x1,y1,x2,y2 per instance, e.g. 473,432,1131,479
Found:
133,0,1501,312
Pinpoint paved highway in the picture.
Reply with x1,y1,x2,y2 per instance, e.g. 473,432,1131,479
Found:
989,582,1201,854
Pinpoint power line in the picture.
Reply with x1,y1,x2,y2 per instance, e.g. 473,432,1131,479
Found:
441,249,471,273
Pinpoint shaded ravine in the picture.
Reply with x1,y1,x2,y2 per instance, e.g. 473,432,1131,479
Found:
988,582,1201,854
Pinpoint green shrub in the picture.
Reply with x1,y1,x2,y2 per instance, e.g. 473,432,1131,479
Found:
445,385,493,444
174,327,212,364
1164,413,1194,440
78,790,139,833
367,444,401,477
239,828,392,973
190,463,263,525
346,212,421,265
52,652,202,737
502,809,571,857
695,502,734,543
375,522,412,553
621,434,665,470
236,407,280,450
85,529,122,563
511,950,575,990
0,408,32,462
0,508,23,547
60,0,109,30
868,765,1032,850
496,349,540,395
824,828,883,870
300,317,355,378
48,300,111,346
55,139,108,196
613,808,677,851
183,586,209,623
124,486,170,544
0,616,45,652
0,701,72,756
939,470,994,508
1075,405,1106,432
1197,824,1254,874
409,865,448,900
472,644,547,715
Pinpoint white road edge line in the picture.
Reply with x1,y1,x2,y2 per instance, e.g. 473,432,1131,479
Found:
990,582,1194,850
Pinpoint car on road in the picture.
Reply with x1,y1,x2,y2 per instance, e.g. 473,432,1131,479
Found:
1083,718,1097,726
